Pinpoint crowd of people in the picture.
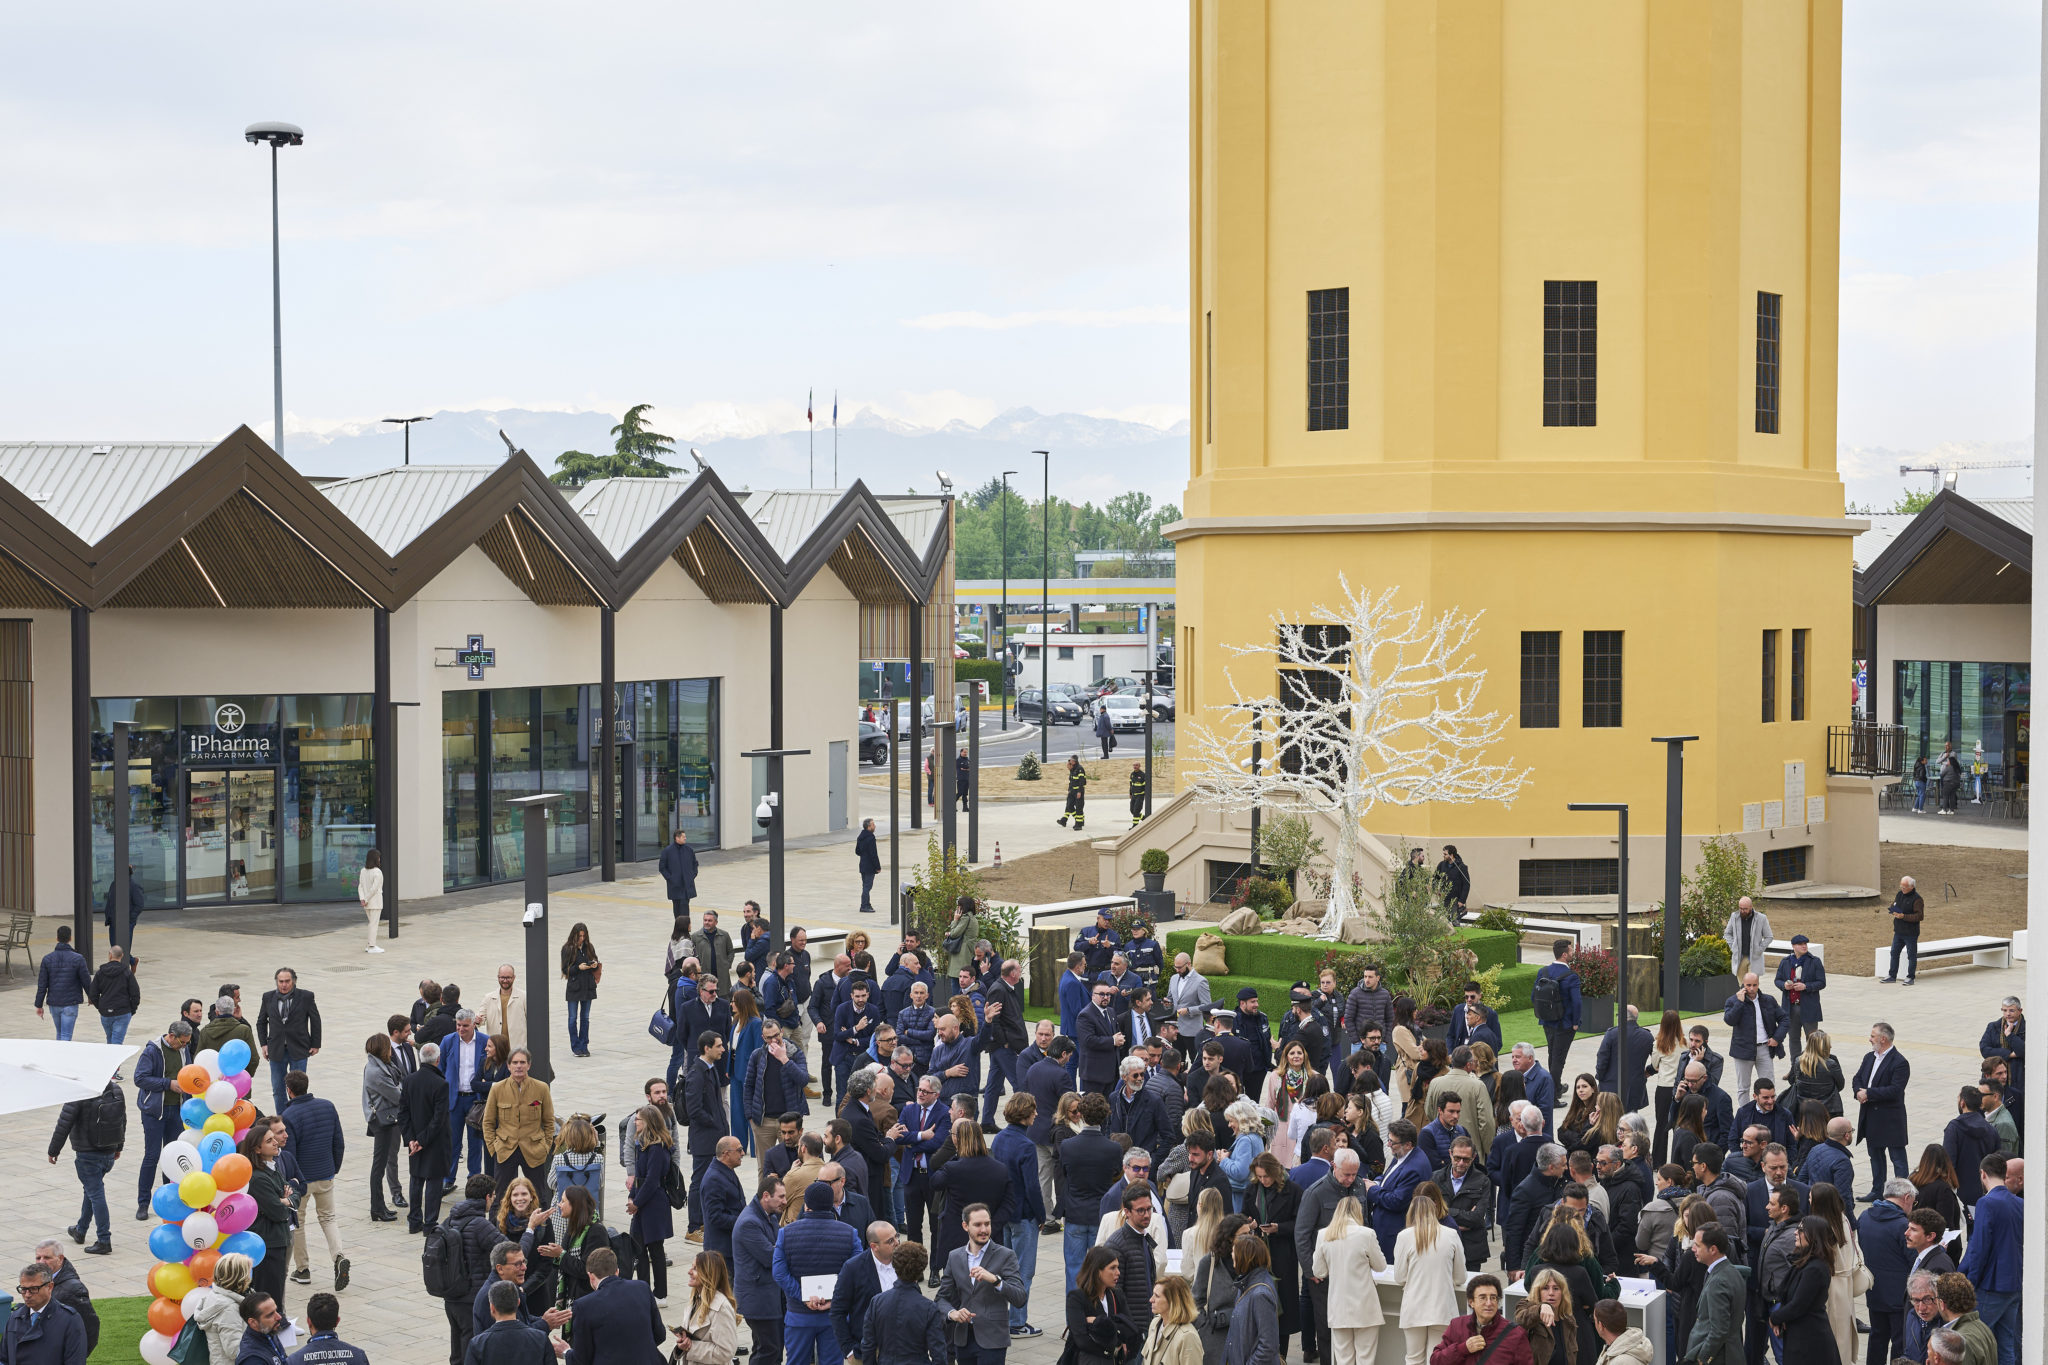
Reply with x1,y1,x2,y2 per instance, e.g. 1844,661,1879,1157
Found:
15,881,2029,1365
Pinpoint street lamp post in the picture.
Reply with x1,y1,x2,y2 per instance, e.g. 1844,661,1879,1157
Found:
1568,802,1631,1019
1000,469,1016,730
1650,735,1697,1008
244,122,304,455
742,746,811,946
507,792,564,1083
1034,450,1050,763
382,415,432,466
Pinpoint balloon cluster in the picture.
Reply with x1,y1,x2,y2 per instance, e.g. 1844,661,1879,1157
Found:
135,1038,267,1365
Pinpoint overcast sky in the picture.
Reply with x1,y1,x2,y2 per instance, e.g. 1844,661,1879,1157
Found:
0,3,2037,479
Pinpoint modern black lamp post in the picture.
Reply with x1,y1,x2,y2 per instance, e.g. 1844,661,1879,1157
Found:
383,415,431,466
742,746,810,947
1650,736,1697,1007
244,121,304,455
507,792,564,1083
1567,801,1631,1019
1034,450,1050,763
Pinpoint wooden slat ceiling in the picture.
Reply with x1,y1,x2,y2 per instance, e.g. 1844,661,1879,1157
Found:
827,531,914,604
476,512,601,607
1879,529,2031,606
0,551,72,609
103,492,372,609
672,523,773,605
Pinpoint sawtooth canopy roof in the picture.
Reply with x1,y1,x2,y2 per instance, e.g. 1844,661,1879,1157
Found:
1855,488,2032,609
0,428,951,612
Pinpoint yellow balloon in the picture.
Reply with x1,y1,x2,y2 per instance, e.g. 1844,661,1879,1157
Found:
178,1171,218,1211
154,1262,195,1303
201,1114,235,1136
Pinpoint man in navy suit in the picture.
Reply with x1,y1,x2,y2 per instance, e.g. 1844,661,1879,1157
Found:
894,1074,949,1245
1445,981,1501,1051
1508,1044,1555,1134
1368,1120,1429,1253
831,1221,902,1365
568,1247,667,1364
441,1011,491,1190
1074,980,1126,1093
1742,1143,1806,1260
681,976,736,1085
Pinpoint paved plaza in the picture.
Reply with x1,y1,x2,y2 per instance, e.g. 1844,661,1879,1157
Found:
0,790,2023,1361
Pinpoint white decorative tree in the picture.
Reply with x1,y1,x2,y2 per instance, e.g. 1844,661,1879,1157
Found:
1183,576,1532,939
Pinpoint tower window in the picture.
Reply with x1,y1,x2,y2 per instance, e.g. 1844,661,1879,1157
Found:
1762,629,1779,723
1543,280,1598,427
1791,628,1808,721
1582,630,1623,728
1307,288,1350,431
1756,291,1782,434
1520,631,1560,729
1205,311,1214,444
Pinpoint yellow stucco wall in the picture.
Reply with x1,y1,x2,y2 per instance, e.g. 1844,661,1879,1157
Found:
1176,0,1865,887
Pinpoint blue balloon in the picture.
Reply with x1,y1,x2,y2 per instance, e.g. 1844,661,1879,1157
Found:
197,1131,234,1171
221,1231,265,1265
148,1222,191,1263
180,1096,211,1130
217,1039,251,1075
150,1184,189,1222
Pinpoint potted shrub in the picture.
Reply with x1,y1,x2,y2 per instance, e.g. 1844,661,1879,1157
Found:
1416,1002,1454,1043
1140,848,1170,894
1677,935,1738,1013
1565,946,1618,1033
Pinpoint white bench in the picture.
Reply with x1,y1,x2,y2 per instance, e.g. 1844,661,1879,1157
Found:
1514,916,1601,954
1871,935,2011,977
1026,895,1138,930
1763,938,1825,964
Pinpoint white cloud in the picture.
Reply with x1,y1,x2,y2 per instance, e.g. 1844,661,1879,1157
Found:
901,306,1186,331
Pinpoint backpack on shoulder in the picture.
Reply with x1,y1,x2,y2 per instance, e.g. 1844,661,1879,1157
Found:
662,1154,688,1210
1530,972,1564,1024
421,1217,466,1299
83,1087,126,1150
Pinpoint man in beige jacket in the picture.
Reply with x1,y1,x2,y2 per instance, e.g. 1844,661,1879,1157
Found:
481,1048,555,1203
1424,1045,1497,1159
479,964,528,1054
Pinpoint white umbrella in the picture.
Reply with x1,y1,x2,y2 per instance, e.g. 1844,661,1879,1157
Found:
0,1039,140,1117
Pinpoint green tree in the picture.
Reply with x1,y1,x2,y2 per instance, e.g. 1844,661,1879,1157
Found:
1893,488,1935,515
549,403,681,487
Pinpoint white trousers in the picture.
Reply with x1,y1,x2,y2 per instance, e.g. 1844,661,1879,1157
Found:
1328,1325,1381,1365
1402,1325,1440,1365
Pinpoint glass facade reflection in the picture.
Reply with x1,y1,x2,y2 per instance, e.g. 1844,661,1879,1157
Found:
1894,660,2031,785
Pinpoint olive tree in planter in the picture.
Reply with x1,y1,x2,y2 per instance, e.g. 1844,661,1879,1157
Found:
1566,946,1619,1033
1676,935,1737,1013
1140,848,1170,894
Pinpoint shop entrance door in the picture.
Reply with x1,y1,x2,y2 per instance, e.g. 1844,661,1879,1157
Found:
184,770,278,904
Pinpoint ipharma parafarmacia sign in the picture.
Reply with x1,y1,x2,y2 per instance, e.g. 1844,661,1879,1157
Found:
183,702,278,763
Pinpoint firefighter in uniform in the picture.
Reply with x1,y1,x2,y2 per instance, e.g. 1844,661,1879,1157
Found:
1057,756,1088,829
1128,762,1148,827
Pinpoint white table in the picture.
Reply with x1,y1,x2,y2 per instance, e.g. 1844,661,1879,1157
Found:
1366,1269,1668,1365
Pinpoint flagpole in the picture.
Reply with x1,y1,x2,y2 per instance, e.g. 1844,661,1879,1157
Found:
808,387,815,488
833,390,839,487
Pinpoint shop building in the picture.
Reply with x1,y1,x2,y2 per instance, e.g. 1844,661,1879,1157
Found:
0,430,953,931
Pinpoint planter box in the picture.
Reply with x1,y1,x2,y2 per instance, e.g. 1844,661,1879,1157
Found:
1579,996,1616,1033
1135,888,1177,924
1677,974,1737,1013
1421,1022,1452,1044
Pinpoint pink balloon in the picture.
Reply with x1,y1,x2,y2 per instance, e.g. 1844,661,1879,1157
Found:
212,1193,258,1237
229,1072,253,1099
231,1128,249,1145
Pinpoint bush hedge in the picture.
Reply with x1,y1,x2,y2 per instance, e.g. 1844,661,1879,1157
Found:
1163,925,1519,989
1187,963,1540,1033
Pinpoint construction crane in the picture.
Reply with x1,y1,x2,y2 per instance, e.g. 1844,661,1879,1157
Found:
1897,458,2030,494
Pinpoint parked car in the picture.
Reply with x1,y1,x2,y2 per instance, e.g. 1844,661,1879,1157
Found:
1015,688,1084,725
1115,686,1174,720
858,720,891,766
888,697,937,740
1097,694,1149,732
1046,683,1097,715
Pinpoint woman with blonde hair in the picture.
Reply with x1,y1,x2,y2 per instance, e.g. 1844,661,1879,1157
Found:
1390,1183,1459,1365
1183,1186,1227,1285
1218,1099,1268,1207
187,1251,257,1363
495,1174,546,1240
1311,1195,1388,1365
727,987,762,1153
1515,1267,1580,1365
1792,1029,1846,1117
627,1104,676,1303
1574,1093,1622,1155
675,1249,740,1365
1193,1212,1249,1365
550,1114,606,1222
1146,1275,1206,1365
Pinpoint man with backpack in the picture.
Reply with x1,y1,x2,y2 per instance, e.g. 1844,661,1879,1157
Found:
48,1071,125,1254
1532,939,1583,1093
86,945,140,1046
428,1174,507,1364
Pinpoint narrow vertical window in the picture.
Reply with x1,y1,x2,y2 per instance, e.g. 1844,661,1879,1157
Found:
1520,631,1560,728
1755,291,1782,434
1205,311,1214,444
1582,631,1623,727
1762,629,1779,723
1307,288,1349,431
1791,628,1808,721
1543,280,1598,426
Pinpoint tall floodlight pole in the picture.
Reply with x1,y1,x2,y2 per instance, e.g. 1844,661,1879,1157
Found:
1650,736,1697,1009
1568,802,1631,1018
1000,470,1016,729
1034,450,1050,763
383,415,432,466
508,792,564,1083
244,122,304,454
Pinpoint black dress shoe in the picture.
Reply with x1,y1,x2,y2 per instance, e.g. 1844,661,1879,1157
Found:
392,1193,408,1207
135,1204,151,1223
371,1211,399,1222
83,1242,112,1256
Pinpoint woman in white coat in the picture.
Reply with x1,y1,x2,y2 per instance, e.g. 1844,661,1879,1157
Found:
1810,1183,1865,1365
187,1252,257,1364
359,848,385,953
1310,1196,1388,1365
1388,1183,1459,1365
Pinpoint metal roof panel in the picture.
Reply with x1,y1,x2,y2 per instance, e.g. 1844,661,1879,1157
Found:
0,442,213,543
318,465,496,554
569,477,694,557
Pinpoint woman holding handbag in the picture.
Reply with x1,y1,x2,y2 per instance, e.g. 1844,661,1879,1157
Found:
1068,1246,1141,1365
1222,1233,1280,1365
1191,1208,1245,1365
628,1106,678,1305
673,1250,739,1365
361,1034,406,1222
359,848,385,954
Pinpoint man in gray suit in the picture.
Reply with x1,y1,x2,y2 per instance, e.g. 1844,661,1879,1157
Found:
936,1203,1031,1365
1682,1226,1745,1365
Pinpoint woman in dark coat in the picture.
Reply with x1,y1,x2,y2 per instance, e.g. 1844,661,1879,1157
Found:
928,1117,1013,1271
1767,1216,1842,1365
1908,1144,1963,1254
559,922,600,1058
1068,1246,1138,1365
1193,1214,1249,1365
627,1104,676,1301
241,1116,297,1319
1528,1223,1604,1365
1244,1155,1300,1352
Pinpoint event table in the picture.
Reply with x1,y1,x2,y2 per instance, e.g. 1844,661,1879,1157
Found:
1366,1268,1668,1365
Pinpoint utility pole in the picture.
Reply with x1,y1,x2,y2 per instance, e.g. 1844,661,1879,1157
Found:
1650,736,1697,1008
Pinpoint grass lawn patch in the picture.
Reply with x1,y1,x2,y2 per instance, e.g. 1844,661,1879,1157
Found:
92,1295,153,1362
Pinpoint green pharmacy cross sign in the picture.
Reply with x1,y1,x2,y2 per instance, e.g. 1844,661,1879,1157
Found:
457,634,497,680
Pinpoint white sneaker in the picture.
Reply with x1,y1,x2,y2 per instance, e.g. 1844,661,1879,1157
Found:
367,946,385,954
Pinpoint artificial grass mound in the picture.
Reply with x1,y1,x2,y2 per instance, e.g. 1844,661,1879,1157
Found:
1164,924,1520,981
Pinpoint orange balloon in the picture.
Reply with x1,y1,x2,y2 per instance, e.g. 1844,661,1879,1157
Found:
210,1153,253,1193
147,1296,185,1336
177,1065,212,1096
187,1249,221,1284
228,1099,259,1130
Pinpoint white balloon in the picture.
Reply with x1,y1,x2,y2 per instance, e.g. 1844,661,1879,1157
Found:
204,1079,238,1115
181,1285,209,1318
194,1048,223,1081
140,1330,179,1365
158,1140,203,1184
180,1128,204,1147
180,1210,220,1250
